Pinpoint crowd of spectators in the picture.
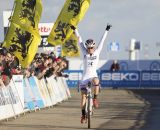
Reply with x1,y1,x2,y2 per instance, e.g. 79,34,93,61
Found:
0,47,69,86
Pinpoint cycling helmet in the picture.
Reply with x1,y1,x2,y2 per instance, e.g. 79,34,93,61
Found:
85,39,96,48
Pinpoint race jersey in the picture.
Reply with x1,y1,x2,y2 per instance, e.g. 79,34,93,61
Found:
75,29,108,81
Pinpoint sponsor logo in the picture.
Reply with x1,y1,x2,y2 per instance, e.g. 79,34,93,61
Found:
88,56,97,60
142,73,160,81
102,73,139,81
38,23,53,36
101,72,160,81
68,72,82,81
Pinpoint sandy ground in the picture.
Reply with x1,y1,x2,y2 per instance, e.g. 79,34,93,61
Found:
0,88,160,130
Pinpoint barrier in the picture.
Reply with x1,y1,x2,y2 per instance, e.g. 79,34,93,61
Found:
12,75,24,108
47,77,63,103
23,78,37,110
28,77,45,109
64,70,160,88
0,86,15,120
44,77,57,105
0,75,70,121
38,78,53,107
100,70,160,88
7,79,24,115
100,71,140,88
61,77,71,98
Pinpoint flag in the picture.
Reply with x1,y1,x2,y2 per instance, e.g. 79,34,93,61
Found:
3,23,41,67
47,0,91,45
3,0,42,68
61,33,80,57
11,0,42,32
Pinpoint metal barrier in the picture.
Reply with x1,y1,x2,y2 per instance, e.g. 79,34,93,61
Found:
0,75,71,121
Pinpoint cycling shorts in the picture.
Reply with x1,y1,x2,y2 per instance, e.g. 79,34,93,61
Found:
79,77,98,92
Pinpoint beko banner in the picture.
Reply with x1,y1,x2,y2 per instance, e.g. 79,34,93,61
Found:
64,70,160,88
100,71,160,87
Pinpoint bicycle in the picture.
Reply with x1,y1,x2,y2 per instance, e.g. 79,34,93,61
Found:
78,80,99,128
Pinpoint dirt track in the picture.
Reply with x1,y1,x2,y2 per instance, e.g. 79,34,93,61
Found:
0,89,160,130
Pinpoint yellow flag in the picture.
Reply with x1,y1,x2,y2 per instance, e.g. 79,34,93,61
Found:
47,0,91,45
11,0,42,33
62,33,80,57
3,0,42,68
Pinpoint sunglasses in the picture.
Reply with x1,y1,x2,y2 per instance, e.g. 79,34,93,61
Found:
87,47,94,49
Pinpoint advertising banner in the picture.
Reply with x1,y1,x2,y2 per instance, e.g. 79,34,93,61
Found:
0,75,71,120
38,23,53,47
28,77,45,108
100,71,140,87
62,77,71,98
140,71,160,87
0,87,15,120
100,70,160,88
23,78,36,110
65,70,160,88
48,77,63,103
45,77,58,105
12,75,24,108
37,78,52,107
8,80,24,115
64,70,82,87
56,77,68,100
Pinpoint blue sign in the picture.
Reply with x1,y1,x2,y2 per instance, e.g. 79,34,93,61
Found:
100,70,160,88
65,70,160,88
100,71,140,87
140,71,160,87
64,70,82,87
108,42,120,51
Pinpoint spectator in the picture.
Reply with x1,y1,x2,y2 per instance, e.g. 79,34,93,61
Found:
37,59,50,79
110,60,120,71
0,49,69,85
11,65,22,75
1,52,12,85
0,77,4,87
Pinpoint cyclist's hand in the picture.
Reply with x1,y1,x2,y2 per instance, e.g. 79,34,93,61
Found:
70,25,76,30
106,24,112,31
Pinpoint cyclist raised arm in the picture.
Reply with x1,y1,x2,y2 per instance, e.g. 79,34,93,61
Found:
97,25,112,53
70,25,87,54
70,24,112,123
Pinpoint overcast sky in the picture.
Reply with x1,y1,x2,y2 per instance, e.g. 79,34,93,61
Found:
0,0,160,59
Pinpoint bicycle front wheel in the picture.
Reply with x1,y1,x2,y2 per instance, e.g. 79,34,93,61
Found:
87,96,91,129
